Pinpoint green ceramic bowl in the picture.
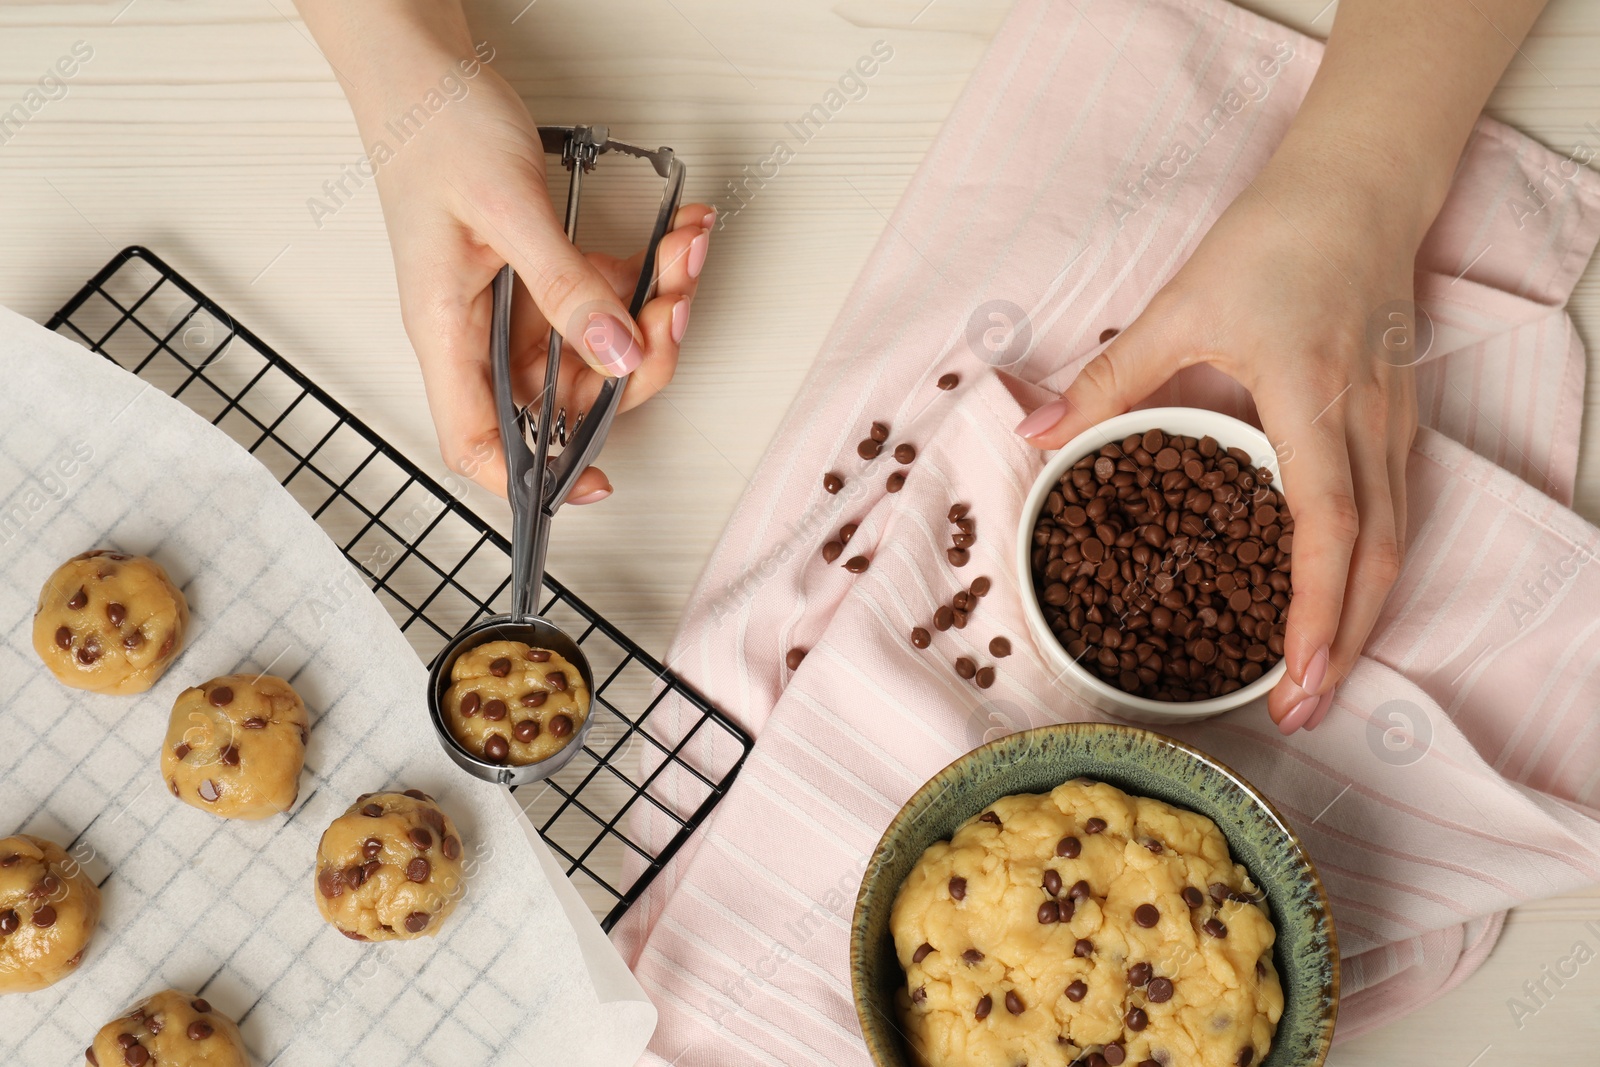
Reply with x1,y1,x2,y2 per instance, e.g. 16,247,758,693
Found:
850,722,1338,1067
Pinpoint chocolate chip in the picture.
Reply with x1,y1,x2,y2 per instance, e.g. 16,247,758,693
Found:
0,909,17,935
1142,837,1163,853
219,744,239,767
839,523,858,543
988,637,1011,657
1037,899,1060,924
947,547,970,567
548,671,568,692
910,984,926,1003
106,603,127,627
933,605,954,631
362,803,383,817
857,439,881,460
340,929,367,941
1066,980,1088,1002
948,503,969,522
405,911,430,933
1125,1006,1148,1031
938,373,959,390
1005,990,1024,1015
76,639,100,664
1204,918,1228,938
317,868,344,899
460,692,481,716
67,588,87,610
974,994,991,1020
1147,976,1174,1002
823,472,843,494
785,648,806,670
1257,959,1268,978
209,686,233,707
482,699,507,721
362,837,383,861
1074,938,1093,958
173,742,191,760
1134,903,1159,928
894,443,916,464
1175,886,1202,909
1209,882,1230,904
517,691,547,710
1236,1048,1254,1067
866,421,889,443
886,471,906,493
1103,1044,1126,1066
954,657,976,680
489,657,511,677
526,648,552,662
143,1012,160,1034
549,714,573,737
845,555,870,573
962,948,983,963
912,942,933,964
821,540,843,562
1056,836,1080,858
168,778,178,796
1127,961,1152,987
514,719,540,742
124,1044,149,1066
198,780,220,803
975,667,995,689
443,835,462,860
158,633,175,657
1068,879,1091,901
28,904,56,928
187,1021,213,1041
1043,869,1062,896
948,876,966,901
242,717,267,729
123,632,144,650
117,1035,136,1049
910,627,930,649
86,1048,98,1065
483,735,510,763
407,857,431,883
1099,328,1119,344
409,827,433,851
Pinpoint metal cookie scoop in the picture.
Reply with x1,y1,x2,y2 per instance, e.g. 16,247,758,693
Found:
427,125,686,787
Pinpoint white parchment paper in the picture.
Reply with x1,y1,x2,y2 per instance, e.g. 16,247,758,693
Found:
0,306,656,1065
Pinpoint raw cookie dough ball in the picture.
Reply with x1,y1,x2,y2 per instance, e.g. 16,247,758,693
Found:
0,834,101,994
314,790,465,942
161,675,310,820
443,640,590,765
85,989,248,1067
32,549,189,695
890,779,1283,1067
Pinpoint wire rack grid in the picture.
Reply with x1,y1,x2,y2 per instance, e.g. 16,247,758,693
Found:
45,245,751,932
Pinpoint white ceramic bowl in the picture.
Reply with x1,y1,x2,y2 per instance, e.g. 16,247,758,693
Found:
1015,406,1288,724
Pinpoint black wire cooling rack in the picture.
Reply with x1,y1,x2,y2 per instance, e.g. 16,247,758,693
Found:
47,245,751,932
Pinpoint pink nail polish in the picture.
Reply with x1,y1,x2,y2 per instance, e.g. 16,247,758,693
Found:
1305,689,1335,731
568,487,612,506
671,299,691,344
583,313,642,376
1301,645,1329,695
1278,694,1317,735
1013,398,1071,440
686,231,709,279
700,208,716,229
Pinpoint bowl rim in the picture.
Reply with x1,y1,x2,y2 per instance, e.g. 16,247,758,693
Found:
1013,406,1289,721
849,720,1340,1067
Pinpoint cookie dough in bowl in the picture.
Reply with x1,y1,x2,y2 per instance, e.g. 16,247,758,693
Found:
315,790,465,941
0,834,101,994
32,550,189,694
443,639,590,766
85,989,248,1067
891,779,1283,1067
162,674,310,820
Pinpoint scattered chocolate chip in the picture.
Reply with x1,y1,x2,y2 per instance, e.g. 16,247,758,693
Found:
954,657,976,680
857,439,881,460
869,421,889,443
1056,836,1080,858
912,942,933,964
1147,976,1174,1003
1085,817,1107,834
1125,1006,1148,1031
840,523,858,543
886,471,906,493
1128,961,1152,986
198,780,220,803
1065,980,1088,1002
209,687,233,707
362,803,383,818
845,555,869,573
482,699,507,721
938,373,959,390
67,588,87,610
483,735,510,763
974,994,992,1020
821,541,843,562
947,547,970,567
910,627,930,649
405,911,430,933
187,1021,213,1041
1099,328,1120,344
1203,918,1228,939
242,717,267,729
514,719,539,742
933,605,954,631
409,827,433,851
1134,904,1160,928
488,657,511,677
894,443,916,464
460,692,481,717
1183,886,1205,908
549,714,573,737
785,648,807,670
1074,937,1093,958
823,472,843,494
962,948,984,964
407,857,431,883
988,637,1011,657
948,876,966,901
443,836,462,861
975,667,995,689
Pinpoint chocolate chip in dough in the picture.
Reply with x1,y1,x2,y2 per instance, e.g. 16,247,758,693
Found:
173,743,190,761
514,719,539,742
407,858,431,883
482,699,506,721
1066,980,1088,1002
30,905,56,928
242,717,266,729
1043,869,1062,896
405,911,430,933
1128,961,1152,986
1074,938,1093,958
962,948,983,963
1147,977,1174,1003
443,836,462,860
362,838,382,860
520,690,547,708
1056,836,1080,858
408,827,433,850
76,639,100,664
547,671,568,692
0,910,17,934
483,735,510,763
1037,899,1060,924
1084,817,1107,834
219,745,239,767
526,648,551,662
1068,879,1091,901
948,876,966,901
974,994,991,1020
1203,918,1228,939
1134,903,1160,928
361,803,383,818
1125,1006,1148,1031
198,780,221,803
1237,1048,1254,1067
488,657,511,677
67,587,87,610
1005,990,1024,1015
1183,886,1205,908
107,603,126,626
460,692,481,717
187,1021,213,1041
912,942,934,964
1103,1044,1126,1066
125,1043,150,1066
209,687,233,707
549,714,573,737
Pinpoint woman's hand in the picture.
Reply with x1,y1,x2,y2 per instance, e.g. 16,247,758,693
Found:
1014,149,1419,733
293,0,711,501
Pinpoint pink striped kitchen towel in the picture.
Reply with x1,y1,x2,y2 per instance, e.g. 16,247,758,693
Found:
612,0,1600,1061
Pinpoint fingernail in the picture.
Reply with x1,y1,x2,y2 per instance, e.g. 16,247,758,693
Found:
671,298,691,344
686,231,710,279
1278,695,1318,735
568,487,612,506
1305,689,1335,731
1301,645,1329,695
1014,398,1071,440
584,313,642,376
700,208,716,229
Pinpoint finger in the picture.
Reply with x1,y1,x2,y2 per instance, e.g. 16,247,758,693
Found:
616,293,690,413
567,465,612,505
589,205,712,301
1261,396,1356,733
1013,309,1190,448
471,175,644,379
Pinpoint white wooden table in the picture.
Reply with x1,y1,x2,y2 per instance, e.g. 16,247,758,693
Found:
1,0,1596,1061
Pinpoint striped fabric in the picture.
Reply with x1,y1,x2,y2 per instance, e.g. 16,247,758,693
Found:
613,0,1600,1061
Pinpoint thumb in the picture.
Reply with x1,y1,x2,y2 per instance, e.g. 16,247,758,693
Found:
1012,316,1184,449
482,179,645,379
